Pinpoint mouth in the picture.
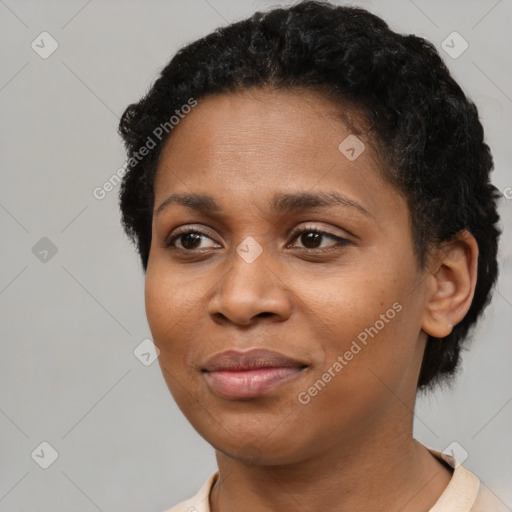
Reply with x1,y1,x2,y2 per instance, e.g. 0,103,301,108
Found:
201,348,308,399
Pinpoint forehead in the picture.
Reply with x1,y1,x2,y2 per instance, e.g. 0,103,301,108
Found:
153,87,389,216
157,87,369,163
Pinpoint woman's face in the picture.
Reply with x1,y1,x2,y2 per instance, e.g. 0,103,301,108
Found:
145,88,431,464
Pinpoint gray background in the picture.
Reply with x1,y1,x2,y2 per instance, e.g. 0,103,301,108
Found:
1,0,511,510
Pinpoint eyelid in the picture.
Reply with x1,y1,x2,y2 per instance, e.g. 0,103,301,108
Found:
170,224,216,238
288,223,351,242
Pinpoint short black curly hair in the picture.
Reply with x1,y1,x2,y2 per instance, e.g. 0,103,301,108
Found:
118,0,501,390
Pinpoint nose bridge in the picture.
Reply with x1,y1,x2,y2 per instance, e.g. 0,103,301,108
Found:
235,234,266,265
209,236,292,324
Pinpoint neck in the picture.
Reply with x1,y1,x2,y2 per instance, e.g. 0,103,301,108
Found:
210,413,452,512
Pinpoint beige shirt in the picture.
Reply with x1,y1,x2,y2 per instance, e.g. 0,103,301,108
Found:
164,449,508,511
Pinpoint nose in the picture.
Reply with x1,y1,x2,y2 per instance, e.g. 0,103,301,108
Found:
208,246,293,327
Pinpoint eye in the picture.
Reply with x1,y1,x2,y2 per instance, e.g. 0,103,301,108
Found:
287,227,350,251
165,226,350,252
166,229,219,250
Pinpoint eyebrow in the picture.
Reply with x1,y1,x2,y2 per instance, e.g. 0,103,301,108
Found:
155,190,372,218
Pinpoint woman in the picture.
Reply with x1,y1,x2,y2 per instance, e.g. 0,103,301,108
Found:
117,1,504,510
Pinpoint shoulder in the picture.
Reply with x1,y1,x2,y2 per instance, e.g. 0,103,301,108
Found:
163,472,218,512
427,448,509,511
472,482,511,512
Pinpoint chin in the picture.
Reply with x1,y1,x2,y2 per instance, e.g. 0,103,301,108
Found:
215,436,308,466
187,412,310,466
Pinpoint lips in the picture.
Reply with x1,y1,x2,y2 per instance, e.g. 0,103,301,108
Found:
202,348,308,399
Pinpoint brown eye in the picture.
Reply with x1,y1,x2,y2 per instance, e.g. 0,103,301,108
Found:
288,228,350,251
298,231,323,249
166,230,219,250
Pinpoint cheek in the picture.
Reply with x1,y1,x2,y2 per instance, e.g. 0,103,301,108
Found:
299,267,421,390
144,268,207,407
144,264,196,365
144,258,204,337
293,313,417,442
296,268,401,345
144,260,222,391
145,269,173,343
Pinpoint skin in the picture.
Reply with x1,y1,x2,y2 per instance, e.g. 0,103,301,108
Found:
145,87,478,512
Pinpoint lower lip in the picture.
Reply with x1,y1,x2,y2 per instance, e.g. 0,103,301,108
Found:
204,367,304,399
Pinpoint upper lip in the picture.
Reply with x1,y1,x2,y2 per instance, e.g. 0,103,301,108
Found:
202,348,308,372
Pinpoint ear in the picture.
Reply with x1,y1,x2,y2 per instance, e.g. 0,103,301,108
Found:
421,230,479,339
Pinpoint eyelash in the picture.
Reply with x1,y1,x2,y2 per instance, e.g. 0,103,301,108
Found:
165,226,350,253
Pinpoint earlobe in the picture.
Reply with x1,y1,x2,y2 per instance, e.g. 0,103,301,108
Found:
421,230,479,339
